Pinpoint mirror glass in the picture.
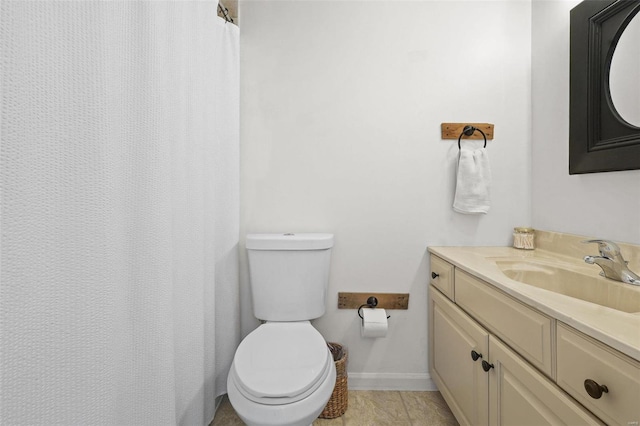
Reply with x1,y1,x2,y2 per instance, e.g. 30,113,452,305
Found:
609,10,640,126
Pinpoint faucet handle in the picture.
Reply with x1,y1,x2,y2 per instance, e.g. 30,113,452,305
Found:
582,239,622,259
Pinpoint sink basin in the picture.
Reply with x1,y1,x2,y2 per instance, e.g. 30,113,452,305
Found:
494,259,640,313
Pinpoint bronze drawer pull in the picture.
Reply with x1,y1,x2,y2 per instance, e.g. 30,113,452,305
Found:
482,360,494,372
584,379,608,399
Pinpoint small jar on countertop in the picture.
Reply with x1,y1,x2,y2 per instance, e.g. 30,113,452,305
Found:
513,227,535,250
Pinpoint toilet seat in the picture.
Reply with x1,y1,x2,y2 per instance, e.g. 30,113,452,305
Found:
231,321,332,405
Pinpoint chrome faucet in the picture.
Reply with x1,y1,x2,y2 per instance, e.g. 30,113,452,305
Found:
583,239,640,286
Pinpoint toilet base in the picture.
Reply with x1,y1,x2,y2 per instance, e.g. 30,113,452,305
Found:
227,361,336,426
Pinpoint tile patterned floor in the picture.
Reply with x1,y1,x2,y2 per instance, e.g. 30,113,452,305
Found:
210,391,459,426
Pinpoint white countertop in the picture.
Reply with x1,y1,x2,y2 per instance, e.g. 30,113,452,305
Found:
428,245,640,362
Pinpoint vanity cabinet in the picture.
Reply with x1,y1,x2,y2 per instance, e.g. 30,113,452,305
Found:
429,254,603,426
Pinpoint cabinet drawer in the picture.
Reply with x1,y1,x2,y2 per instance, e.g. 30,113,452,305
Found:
557,323,640,426
455,269,554,377
430,254,455,301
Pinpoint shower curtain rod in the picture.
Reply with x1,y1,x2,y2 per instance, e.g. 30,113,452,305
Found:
218,3,234,23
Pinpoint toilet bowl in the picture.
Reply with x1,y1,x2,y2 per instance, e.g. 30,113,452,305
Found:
227,233,335,426
227,321,336,426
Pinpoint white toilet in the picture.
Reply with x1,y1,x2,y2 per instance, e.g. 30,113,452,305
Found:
227,233,336,426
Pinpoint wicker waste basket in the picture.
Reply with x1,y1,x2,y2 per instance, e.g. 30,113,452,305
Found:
319,342,348,419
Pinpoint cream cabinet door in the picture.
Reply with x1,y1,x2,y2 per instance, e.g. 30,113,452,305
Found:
488,336,603,426
430,287,489,426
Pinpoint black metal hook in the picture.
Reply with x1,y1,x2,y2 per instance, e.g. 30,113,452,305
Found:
457,125,487,150
217,3,234,23
357,296,391,319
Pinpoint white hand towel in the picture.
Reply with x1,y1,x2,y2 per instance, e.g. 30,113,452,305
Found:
453,149,491,214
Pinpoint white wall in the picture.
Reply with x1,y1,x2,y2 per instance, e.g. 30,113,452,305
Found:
532,0,640,245
240,1,532,389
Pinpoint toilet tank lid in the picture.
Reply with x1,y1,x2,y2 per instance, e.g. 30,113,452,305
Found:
246,233,334,250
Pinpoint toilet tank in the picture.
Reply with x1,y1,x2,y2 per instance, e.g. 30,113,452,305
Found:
246,233,334,321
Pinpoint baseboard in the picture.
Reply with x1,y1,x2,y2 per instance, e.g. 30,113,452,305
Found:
346,372,438,391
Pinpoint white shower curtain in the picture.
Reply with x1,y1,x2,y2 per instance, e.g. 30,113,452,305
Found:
0,2,239,425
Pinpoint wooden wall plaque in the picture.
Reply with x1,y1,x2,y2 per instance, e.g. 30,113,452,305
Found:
338,292,409,310
441,123,494,140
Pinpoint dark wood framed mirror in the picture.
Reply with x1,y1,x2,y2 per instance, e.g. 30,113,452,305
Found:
570,0,640,174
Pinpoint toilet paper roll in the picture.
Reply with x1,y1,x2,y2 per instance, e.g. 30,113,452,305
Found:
360,308,388,338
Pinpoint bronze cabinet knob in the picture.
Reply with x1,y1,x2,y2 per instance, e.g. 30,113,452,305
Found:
481,360,494,372
584,379,609,399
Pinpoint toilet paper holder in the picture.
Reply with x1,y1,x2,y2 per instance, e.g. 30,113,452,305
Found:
357,296,391,320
